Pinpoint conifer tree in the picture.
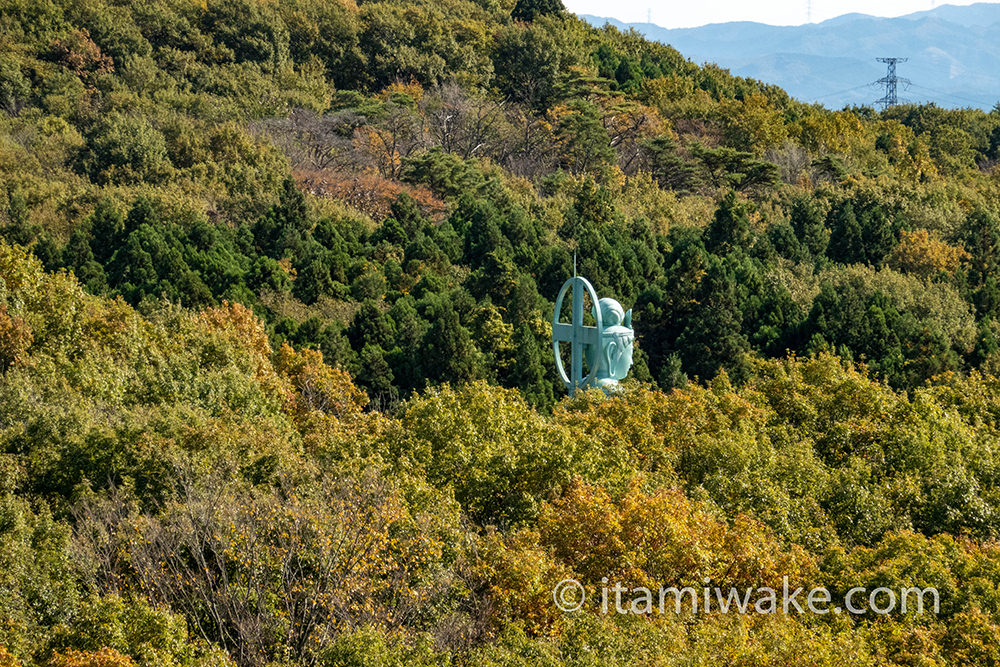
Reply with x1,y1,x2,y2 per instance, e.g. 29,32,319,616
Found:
704,192,751,256
827,200,864,264
511,323,553,409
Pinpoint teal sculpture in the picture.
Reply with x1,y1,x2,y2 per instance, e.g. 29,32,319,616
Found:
552,273,634,396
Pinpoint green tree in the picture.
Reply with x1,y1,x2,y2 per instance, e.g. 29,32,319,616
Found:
554,99,615,174
827,200,864,264
704,192,751,255
643,136,705,193
357,343,398,406
493,21,568,110
511,0,565,21
421,303,481,384
676,258,749,381
202,0,290,70
789,195,829,259
0,54,30,115
510,323,554,409
78,112,171,185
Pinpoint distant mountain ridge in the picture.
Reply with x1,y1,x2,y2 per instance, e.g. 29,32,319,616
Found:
582,3,1000,110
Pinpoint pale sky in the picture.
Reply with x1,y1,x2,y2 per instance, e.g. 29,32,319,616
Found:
564,0,991,28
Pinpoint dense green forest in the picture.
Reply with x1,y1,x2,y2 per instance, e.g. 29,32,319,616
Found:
4,0,1000,663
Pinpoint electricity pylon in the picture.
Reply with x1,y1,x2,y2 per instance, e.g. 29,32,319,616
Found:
874,57,910,110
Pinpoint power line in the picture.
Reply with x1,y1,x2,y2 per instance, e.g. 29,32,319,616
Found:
812,83,877,102
873,57,910,110
815,63,994,111
907,83,991,108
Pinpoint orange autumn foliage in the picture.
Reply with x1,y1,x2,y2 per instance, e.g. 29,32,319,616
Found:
473,528,574,637
539,479,813,592
273,342,368,417
889,228,969,278
295,169,445,221
0,647,20,667
50,29,114,88
46,648,135,667
0,304,32,371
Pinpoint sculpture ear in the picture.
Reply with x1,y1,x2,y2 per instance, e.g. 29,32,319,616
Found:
624,309,632,328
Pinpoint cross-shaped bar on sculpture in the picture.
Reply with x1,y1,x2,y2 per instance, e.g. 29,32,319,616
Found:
552,275,603,396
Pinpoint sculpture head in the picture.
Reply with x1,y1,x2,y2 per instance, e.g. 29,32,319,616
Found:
595,297,625,327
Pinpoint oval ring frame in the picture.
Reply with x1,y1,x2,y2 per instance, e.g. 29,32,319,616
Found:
552,276,603,393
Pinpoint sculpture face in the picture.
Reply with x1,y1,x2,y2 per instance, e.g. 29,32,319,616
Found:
602,327,634,381
588,297,634,391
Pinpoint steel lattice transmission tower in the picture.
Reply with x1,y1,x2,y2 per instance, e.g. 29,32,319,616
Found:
874,57,910,110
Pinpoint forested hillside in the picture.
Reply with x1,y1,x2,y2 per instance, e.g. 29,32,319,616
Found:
3,0,1000,664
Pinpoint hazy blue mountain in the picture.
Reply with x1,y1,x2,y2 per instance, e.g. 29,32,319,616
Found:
582,3,1000,110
